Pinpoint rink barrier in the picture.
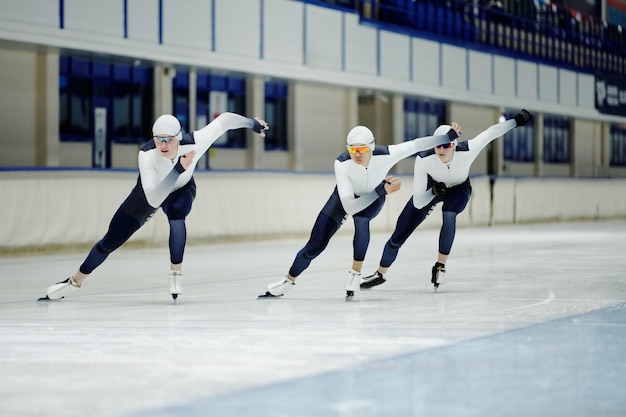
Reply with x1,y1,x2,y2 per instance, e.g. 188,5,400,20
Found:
1,170,625,252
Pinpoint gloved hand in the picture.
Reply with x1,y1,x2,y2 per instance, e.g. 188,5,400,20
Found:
251,118,269,135
514,109,532,127
432,182,447,197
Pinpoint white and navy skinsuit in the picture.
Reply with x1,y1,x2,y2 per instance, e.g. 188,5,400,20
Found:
378,116,521,268
287,129,458,278
78,113,264,275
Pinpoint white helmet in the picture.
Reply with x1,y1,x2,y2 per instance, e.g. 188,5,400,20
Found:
346,126,375,151
433,125,450,136
152,114,182,141
433,124,457,147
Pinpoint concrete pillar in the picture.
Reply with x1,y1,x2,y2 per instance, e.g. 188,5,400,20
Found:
188,67,197,131
154,64,175,117
247,75,265,169
35,50,60,167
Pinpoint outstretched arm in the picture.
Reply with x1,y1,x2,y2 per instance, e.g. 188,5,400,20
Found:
468,110,530,153
141,113,269,207
409,124,460,153
193,112,269,156
390,124,461,160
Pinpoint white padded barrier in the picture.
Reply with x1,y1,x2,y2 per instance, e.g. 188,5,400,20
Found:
491,176,517,225
2,171,626,251
493,177,626,224
468,175,492,227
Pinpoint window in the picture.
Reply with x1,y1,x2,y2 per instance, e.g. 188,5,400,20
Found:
503,110,534,162
403,97,446,140
59,55,154,145
60,56,92,142
610,124,626,167
264,81,288,151
173,69,190,137
543,115,570,163
113,64,153,144
196,73,247,148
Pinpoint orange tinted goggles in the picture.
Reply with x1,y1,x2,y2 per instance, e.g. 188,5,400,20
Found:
436,142,454,149
347,145,370,154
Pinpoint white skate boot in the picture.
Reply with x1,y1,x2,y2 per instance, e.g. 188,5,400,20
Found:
168,271,183,301
259,276,295,298
40,277,81,301
431,262,446,292
345,269,361,301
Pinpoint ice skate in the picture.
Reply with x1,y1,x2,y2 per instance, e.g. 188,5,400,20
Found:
345,269,361,301
38,277,81,301
431,262,446,292
258,276,294,298
360,271,386,289
168,270,183,301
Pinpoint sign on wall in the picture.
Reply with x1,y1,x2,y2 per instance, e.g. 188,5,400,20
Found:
595,73,626,117
607,0,626,26
93,107,107,168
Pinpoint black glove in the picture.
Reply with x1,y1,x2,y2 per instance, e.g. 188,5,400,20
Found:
514,109,532,127
251,118,266,134
432,182,447,197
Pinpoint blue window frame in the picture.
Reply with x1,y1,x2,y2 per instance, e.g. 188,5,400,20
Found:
264,82,288,151
503,110,534,162
610,124,626,167
403,97,446,140
543,115,570,164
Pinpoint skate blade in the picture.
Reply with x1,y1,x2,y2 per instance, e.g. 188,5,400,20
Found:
360,278,386,289
345,291,355,301
257,291,283,299
37,295,63,302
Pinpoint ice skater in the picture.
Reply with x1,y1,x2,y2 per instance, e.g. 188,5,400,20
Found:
360,109,532,292
39,112,269,302
259,123,461,301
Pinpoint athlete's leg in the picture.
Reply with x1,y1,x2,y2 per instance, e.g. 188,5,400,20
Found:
288,211,342,279
78,207,144,279
351,196,385,272
44,184,157,300
161,182,196,300
431,183,472,289
287,191,347,280
379,198,433,271
438,183,471,259
161,182,196,268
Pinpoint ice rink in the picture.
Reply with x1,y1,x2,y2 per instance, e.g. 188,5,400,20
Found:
1,220,626,417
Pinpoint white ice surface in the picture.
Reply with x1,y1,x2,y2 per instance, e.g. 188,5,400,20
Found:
1,221,625,417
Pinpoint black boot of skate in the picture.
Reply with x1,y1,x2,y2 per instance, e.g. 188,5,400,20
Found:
431,262,446,292
360,271,386,289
